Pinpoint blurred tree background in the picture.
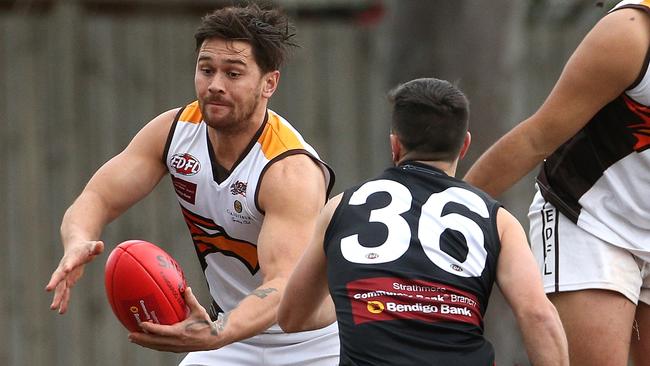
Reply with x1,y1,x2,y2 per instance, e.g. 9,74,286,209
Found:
0,0,610,365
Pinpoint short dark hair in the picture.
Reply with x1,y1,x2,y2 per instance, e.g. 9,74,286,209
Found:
388,78,470,162
194,3,298,73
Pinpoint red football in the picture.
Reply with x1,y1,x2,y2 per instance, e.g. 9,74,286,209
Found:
104,240,189,332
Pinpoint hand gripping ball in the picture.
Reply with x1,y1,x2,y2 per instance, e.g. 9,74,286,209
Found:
104,240,189,332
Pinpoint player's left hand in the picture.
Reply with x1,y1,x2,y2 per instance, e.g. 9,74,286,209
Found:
128,287,226,353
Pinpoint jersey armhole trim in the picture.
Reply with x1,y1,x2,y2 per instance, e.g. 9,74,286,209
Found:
489,202,503,255
253,149,325,214
611,4,650,91
323,190,352,255
162,107,184,165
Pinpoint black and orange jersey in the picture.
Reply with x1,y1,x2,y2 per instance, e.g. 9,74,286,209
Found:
325,162,501,365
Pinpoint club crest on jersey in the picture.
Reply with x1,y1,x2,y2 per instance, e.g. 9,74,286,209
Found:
230,181,247,197
233,200,243,213
170,153,201,176
227,200,253,225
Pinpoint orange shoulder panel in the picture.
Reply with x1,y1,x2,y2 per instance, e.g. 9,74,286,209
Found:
179,101,203,124
257,112,306,160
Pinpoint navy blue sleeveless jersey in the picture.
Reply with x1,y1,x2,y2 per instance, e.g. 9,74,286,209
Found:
324,162,502,366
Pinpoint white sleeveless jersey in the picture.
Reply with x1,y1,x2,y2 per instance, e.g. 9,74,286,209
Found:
164,101,334,331
536,0,650,258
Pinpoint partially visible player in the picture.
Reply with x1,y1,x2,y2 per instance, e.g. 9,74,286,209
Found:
279,78,568,365
464,2,650,365
46,4,339,365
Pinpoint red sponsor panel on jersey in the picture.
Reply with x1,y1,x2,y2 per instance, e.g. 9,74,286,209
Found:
347,277,482,327
172,176,197,204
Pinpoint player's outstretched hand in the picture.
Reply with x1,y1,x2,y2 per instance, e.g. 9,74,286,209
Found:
129,287,227,353
45,240,105,314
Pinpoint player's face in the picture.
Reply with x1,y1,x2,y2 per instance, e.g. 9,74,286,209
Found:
195,38,267,132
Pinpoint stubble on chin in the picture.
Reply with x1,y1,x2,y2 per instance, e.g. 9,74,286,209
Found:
201,92,262,135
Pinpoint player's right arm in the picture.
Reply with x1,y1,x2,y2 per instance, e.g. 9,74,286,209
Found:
277,194,342,333
46,108,179,314
464,8,649,197
495,208,568,365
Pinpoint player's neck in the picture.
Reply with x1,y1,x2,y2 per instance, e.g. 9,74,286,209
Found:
397,158,457,177
207,109,267,171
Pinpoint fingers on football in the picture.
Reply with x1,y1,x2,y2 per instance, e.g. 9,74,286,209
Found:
184,287,202,311
139,321,176,337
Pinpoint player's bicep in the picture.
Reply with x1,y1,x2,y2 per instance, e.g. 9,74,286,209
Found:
279,195,341,331
81,109,178,217
256,155,327,282
525,8,648,154
495,208,547,316
287,195,341,298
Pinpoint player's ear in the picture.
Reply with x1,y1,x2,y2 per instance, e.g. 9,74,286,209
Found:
262,70,280,98
390,133,402,165
459,131,471,160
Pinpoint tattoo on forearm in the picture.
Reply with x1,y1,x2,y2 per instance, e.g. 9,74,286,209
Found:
213,312,229,335
184,313,229,337
249,287,277,299
185,320,213,334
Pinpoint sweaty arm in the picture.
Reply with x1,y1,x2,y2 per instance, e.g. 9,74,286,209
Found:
130,153,328,352
46,108,178,314
464,8,649,197
495,208,569,366
278,194,341,333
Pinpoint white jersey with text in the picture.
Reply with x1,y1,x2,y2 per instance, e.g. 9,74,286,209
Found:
536,0,650,258
164,101,334,333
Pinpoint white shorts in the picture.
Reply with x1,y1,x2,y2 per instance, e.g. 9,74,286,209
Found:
179,322,339,366
528,190,650,305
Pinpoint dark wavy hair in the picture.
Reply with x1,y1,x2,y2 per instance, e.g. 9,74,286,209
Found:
389,78,470,162
194,3,298,73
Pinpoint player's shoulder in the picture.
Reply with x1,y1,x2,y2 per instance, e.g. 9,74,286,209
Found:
128,107,185,154
146,107,184,129
256,154,327,211
609,0,650,13
495,206,525,241
600,2,650,37
262,153,324,186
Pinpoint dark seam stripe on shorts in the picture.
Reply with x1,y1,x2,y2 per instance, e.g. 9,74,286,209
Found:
540,201,560,292
553,205,560,293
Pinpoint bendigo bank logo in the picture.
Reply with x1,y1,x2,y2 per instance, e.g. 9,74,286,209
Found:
170,153,201,176
367,301,385,314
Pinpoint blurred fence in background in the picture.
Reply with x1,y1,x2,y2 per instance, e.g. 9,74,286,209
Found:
0,0,606,365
